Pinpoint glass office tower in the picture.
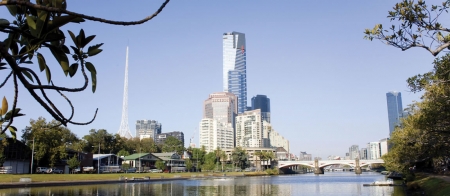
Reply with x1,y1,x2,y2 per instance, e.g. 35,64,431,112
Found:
223,32,247,113
386,91,403,135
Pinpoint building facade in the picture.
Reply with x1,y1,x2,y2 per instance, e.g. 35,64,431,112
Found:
386,91,403,135
367,142,381,160
155,131,185,147
199,92,237,152
135,120,162,140
349,145,360,160
379,138,389,157
223,31,247,114
267,127,289,153
251,95,271,123
360,148,368,160
235,109,265,148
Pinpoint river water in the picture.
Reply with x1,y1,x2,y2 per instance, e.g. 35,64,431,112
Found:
0,172,405,196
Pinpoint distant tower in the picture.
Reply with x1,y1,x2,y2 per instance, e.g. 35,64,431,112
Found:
386,91,403,136
118,47,133,139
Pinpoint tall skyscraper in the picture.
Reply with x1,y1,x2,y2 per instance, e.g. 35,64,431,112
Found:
223,32,247,113
118,47,133,139
251,95,271,123
136,120,162,140
386,91,403,135
199,92,237,152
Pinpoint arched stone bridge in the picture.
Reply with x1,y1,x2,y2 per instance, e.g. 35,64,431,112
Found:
278,159,384,174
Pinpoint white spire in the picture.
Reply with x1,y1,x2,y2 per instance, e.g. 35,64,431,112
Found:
118,46,133,139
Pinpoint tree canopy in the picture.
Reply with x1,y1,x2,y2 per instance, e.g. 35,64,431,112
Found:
0,0,171,137
364,0,450,56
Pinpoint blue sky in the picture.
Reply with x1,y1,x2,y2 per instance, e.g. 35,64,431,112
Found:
0,1,441,158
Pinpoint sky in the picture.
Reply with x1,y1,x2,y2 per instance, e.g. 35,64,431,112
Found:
0,0,444,159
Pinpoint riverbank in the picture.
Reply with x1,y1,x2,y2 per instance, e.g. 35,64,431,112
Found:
0,171,269,189
407,173,450,196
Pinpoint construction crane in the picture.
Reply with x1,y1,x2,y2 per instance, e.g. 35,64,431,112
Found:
189,127,197,148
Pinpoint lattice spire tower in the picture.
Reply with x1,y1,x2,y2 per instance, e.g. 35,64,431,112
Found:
117,47,133,139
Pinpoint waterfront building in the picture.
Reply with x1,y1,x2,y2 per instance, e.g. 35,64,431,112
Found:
251,95,271,123
386,91,403,135
349,145,360,160
235,109,264,148
155,131,184,147
223,31,247,114
199,92,237,152
360,148,368,160
136,120,162,140
379,138,389,156
367,142,381,160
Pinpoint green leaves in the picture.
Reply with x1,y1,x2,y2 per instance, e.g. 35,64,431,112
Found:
87,43,103,57
48,45,69,76
4,109,25,121
85,62,97,93
68,63,78,77
8,126,16,141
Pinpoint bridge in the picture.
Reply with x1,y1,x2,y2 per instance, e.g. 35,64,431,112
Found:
278,159,384,174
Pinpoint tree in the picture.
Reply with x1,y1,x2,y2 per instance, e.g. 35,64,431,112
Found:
185,159,193,172
67,155,79,174
161,136,184,155
122,163,130,173
140,138,159,153
21,117,79,167
231,147,248,169
117,149,129,157
219,151,227,172
383,54,450,174
191,147,206,171
0,0,171,134
202,152,216,171
0,133,8,166
265,151,275,169
364,0,450,56
155,160,166,171
254,151,264,171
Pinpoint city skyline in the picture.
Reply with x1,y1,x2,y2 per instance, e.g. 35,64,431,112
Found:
1,1,434,159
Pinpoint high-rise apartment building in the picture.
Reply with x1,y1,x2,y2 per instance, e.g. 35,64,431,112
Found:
199,92,237,152
349,145,360,160
235,109,265,148
360,148,368,160
223,32,247,114
386,91,403,135
155,131,184,147
136,120,162,140
379,138,389,156
367,142,381,160
251,95,271,123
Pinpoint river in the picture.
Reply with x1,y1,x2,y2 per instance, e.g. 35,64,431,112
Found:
0,172,405,196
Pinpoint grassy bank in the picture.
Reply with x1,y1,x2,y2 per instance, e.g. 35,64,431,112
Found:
407,173,450,196
0,171,268,183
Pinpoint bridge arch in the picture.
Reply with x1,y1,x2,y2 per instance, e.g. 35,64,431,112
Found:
278,163,315,169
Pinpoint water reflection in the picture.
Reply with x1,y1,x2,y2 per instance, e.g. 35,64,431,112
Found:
0,172,405,196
